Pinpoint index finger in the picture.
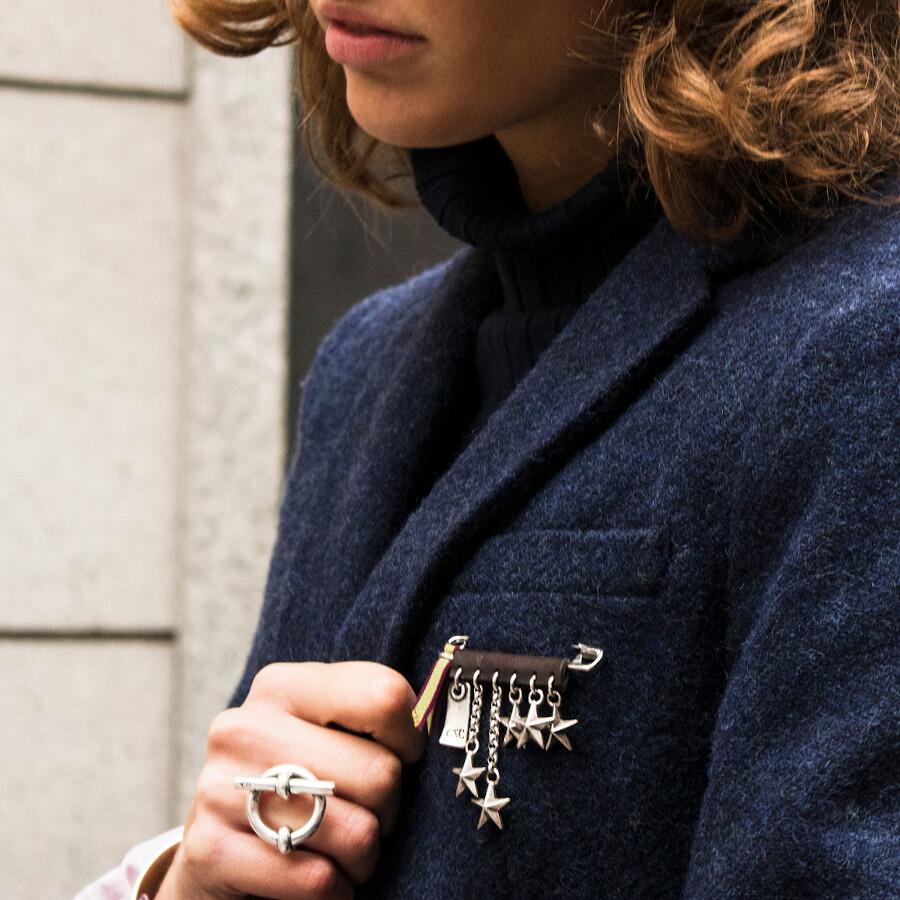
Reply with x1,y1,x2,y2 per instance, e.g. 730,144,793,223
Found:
246,660,428,765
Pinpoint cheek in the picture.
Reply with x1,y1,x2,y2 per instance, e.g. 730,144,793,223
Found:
462,24,584,105
432,35,565,115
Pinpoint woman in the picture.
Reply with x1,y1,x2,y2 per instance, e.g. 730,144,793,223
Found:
80,0,900,896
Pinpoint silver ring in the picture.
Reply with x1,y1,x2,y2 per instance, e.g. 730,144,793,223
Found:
234,764,335,854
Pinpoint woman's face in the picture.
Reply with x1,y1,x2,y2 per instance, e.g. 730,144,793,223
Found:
310,0,621,208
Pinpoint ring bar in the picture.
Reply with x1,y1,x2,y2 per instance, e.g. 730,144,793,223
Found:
234,775,336,796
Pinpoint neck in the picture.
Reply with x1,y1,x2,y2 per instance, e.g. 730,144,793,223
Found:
494,94,621,212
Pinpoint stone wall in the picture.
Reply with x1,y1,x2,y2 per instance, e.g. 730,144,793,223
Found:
0,3,291,894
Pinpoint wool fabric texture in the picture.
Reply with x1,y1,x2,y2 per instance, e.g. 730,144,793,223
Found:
227,144,900,899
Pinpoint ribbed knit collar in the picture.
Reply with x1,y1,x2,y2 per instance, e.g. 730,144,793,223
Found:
409,134,663,312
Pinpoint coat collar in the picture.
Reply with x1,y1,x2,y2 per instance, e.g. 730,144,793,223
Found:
329,213,729,668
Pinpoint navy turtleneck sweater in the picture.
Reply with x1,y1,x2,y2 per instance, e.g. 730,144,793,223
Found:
407,134,662,487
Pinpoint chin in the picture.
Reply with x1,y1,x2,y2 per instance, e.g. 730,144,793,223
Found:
351,115,492,150
344,81,490,149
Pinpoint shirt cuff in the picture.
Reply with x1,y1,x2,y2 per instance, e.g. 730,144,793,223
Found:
72,825,184,900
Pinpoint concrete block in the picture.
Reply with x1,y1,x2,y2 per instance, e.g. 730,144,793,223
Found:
0,89,184,630
0,640,174,899
0,0,187,92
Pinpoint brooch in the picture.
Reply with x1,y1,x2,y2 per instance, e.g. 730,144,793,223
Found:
411,635,604,830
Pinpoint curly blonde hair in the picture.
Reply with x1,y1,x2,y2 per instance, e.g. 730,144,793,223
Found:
170,0,900,245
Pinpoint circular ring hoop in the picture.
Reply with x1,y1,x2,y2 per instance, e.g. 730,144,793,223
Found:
245,764,327,854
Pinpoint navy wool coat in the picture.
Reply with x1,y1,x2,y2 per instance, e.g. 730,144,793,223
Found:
228,176,900,899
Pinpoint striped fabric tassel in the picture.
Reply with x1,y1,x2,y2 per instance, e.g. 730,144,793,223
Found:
411,640,460,734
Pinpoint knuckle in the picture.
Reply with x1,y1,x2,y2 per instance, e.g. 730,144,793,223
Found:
345,808,380,878
194,765,226,813
182,821,235,891
248,662,288,699
368,669,413,720
182,822,218,874
206,708,243,753
364,749,402,806
301,856,344,897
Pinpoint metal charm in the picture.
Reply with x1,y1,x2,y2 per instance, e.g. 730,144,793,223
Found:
498,672,527,748
519,674,554,749
544,674,578,751
439,669,471,749
451,668,485,798
471,671,511,829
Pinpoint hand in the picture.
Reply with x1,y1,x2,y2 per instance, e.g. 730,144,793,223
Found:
157,661,427,899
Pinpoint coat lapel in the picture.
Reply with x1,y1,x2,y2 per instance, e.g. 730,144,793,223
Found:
297,246,496,643
329,216,718,668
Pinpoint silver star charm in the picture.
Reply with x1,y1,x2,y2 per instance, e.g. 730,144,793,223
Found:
470,780,510,829
519,699,554,749
499,700,527,747
544,707,578,751
451,749,485,797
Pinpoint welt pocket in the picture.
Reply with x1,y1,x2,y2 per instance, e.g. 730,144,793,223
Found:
449,525,671,598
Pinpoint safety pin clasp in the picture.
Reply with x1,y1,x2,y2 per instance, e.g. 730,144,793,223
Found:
569,643,604,671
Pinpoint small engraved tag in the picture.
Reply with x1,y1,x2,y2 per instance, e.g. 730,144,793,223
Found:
439,681,471,748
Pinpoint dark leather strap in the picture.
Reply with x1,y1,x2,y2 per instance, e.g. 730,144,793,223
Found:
451,647,569,691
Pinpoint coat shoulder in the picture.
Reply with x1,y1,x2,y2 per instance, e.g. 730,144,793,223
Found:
713,184,900,395
309,248,464,380
712,197,899,509
295,248,466,428
696,188,899,507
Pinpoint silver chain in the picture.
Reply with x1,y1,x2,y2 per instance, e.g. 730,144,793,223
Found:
486,671,502,783
464,669,483,754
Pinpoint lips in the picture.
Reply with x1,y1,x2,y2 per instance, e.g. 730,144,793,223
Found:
324,19,426,66
319,3,424,40
337,19,396,35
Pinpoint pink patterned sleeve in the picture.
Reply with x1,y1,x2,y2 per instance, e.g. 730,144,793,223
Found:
72,825,183,900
